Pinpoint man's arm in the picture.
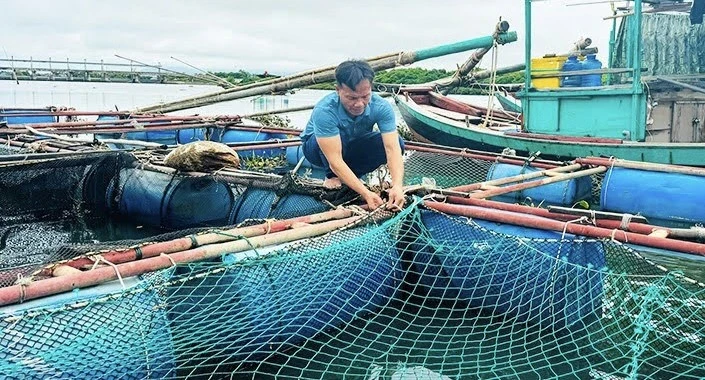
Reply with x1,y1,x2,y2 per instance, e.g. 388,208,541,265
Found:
317,135,384,208
382,131,404,188
381,131,405,209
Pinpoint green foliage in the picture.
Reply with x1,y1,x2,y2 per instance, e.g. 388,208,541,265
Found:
375,68,452,85
249,114,296,129
213,70,266,85
213,68,525,94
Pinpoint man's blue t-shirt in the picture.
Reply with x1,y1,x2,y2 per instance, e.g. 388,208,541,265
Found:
300,92,396,142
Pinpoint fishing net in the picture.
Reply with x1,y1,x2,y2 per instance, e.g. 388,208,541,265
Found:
0,151,703,379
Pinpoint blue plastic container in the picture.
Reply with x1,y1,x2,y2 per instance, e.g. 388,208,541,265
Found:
166,225,403,370
211,129,288,158
0,276,175,378
109,168,235,229
0,109,57,124
123,130,177,145
560,56,583,87
418,209,605,329
580,54,602,87
601,167,705,227
229,188,327,224
176,127,208,144
486,163,593,206
285,145,317,168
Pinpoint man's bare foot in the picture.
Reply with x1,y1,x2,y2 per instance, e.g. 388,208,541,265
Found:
323,177,342,189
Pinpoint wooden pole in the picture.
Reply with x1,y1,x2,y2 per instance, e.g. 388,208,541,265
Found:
425,201,705,256
576,157,705,177
0,214,368,306
48,208,355,273
467,166,606,199
450,163,582,193
133,32,518,114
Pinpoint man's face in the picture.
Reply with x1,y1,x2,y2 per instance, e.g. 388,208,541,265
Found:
337,80,372,117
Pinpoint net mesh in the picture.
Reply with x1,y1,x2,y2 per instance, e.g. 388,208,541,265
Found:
0,151,703,379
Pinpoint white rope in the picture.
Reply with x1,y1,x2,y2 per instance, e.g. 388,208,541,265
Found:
160,252,177,267
481,41,500,128
97,257,126,290
619,213,635,230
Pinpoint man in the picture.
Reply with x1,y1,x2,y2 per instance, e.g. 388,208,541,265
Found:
300,59,405,210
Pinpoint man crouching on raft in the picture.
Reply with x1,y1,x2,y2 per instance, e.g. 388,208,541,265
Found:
300,59,406,210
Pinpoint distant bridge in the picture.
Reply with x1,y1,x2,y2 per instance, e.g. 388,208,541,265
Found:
0,57,215,85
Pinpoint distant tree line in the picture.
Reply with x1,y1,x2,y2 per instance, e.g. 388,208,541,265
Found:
213,68,524,94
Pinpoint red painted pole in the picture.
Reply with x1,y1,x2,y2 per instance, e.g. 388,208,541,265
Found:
0,214,366,306
404,142,561,169
425,201,705,257
443,196,666,236
51,208,353,272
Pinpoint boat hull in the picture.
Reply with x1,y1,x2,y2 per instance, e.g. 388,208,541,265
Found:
396,95,705,166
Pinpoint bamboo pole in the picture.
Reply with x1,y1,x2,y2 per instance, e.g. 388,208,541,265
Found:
133,31,518,114
8,115,240,129
466,166,606,199
450,164,582,193
403,141,562,169
443,194,705,241
425,201,705,256
0,214,368,306
48,208,355,273
170,56,235,89
23,126,164,148
576,157,705,177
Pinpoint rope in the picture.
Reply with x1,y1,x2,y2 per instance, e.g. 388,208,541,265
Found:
97,256,126,290
610,228,629,243
619,213,635,230
560,217,588,240
264,218,276,234
14,274,33,304
481,40,500,129
160,253,177,268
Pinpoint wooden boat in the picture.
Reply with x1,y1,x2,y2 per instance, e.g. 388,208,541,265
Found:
396,86,705,166
494,92,522,113
396,1,705,166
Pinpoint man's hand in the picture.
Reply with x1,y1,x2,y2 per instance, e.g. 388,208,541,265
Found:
363,190,384,210
385,185,405,211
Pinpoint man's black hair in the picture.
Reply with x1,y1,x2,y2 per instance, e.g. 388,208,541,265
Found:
335,60,375,90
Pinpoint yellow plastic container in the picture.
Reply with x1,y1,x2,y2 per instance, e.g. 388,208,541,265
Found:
531,57,566,89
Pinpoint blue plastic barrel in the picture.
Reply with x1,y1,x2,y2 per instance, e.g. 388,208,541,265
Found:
230,188,327,224
0,109,57,124
486,163,593,206
176,127,208,144
211,129,288,158
601,167,705,227
0,276,175,378
95,115,183,147
580,54,602,87
270,193,328,220
560,56,583,87
285,145,317,168
166,225,403,370
419,209,605,329
229,188,277,224
109,168,235,229
123,130,177,145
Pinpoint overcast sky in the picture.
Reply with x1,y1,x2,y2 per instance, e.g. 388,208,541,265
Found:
3,1,618,75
